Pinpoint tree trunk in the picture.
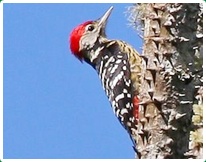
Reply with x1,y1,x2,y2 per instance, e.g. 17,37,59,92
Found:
127,3,203,159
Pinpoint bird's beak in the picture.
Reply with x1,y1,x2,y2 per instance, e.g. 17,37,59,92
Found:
97,6,113,35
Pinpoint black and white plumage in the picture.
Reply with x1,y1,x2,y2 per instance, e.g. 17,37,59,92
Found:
70,6,142,146
91,41,137,134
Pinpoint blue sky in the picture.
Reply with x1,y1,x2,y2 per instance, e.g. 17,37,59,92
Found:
3,3,142,159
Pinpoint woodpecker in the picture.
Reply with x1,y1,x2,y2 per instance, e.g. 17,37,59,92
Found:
69,6,142,146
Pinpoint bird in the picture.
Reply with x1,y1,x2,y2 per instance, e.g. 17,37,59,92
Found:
69,6,142,147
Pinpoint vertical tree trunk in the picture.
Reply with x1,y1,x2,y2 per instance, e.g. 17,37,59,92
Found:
127,3,203,159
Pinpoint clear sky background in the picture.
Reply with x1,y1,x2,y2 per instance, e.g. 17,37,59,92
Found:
3,3,142,159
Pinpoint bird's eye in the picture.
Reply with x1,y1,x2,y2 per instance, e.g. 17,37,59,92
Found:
87,25,95,31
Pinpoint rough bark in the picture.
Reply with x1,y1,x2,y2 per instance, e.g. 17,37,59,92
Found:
127,3,203,159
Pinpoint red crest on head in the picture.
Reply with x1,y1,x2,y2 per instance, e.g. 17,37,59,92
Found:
69,21,93,60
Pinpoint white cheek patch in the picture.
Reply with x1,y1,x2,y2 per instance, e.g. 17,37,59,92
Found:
80,33,98,51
